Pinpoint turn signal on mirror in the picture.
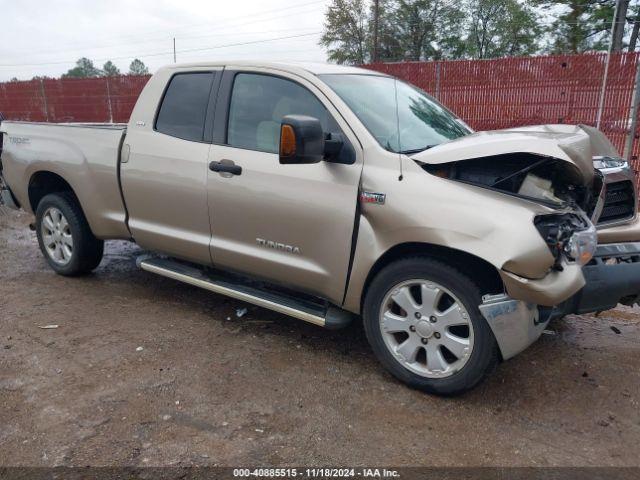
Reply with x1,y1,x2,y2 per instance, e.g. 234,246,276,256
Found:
280,124,296,157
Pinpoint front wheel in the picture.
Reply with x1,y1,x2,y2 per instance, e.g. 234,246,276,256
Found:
363,257,499,396
35,193,104,276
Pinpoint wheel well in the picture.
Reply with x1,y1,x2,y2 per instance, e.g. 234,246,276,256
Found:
361,242,504,309
28,171,75,212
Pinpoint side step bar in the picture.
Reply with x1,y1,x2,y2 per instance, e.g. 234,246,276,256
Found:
137,256,353,329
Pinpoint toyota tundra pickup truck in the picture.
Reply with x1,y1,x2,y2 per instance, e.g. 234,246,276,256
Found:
2,61,639,395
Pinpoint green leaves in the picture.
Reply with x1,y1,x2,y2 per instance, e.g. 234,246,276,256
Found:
319,0,639,62
62,58,102,78
320,0,542,61
128,59,149,76
466,0,541,58
320,0,371,64
102,61,121,77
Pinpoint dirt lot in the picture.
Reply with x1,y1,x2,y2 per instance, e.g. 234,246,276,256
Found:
1,207,640,467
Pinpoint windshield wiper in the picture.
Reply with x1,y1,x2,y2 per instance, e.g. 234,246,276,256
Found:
399,145,438,155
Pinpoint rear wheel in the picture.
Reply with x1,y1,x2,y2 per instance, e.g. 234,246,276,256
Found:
363,257,498,396
35,193,103,276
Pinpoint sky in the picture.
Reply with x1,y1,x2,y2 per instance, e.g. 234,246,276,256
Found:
0,0,332,81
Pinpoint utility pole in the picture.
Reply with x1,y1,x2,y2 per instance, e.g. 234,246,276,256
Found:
173,38,177,63
596,0,622,129
372,0,380,63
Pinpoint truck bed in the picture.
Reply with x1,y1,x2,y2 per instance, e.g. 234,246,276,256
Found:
0,121,130,239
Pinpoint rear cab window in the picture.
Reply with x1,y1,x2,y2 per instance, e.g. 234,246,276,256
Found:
155,72,215,142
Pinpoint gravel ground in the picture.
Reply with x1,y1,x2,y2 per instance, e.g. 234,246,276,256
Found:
1,207,639,467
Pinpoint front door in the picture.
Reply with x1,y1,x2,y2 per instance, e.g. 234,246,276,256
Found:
206,70,362,304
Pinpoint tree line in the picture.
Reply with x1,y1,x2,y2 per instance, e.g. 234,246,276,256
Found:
320,0,640,64
8,57,150,81
62,57,149,78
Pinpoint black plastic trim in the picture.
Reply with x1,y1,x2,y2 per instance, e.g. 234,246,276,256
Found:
552,245,640,317
115,130,132,238
203,70,223,143
341,189,362,306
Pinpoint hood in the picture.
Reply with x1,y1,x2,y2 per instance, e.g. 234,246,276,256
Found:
410,124,619,185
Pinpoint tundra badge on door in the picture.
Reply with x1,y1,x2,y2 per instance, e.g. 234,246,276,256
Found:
256,238,301,254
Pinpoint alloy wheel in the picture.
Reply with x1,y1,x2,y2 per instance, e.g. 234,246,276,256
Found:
379,279,475,378
41,207,74,265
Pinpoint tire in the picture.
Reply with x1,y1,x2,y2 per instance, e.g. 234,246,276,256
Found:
35,192,104,276
363,257,499,396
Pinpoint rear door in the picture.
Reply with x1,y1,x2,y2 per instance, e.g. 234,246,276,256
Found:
122,69,220,264
206,69,363,304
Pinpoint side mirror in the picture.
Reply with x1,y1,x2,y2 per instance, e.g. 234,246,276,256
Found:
279,115,324,164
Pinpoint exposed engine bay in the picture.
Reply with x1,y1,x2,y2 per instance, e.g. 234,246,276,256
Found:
417,152,603,269
419,153,602,213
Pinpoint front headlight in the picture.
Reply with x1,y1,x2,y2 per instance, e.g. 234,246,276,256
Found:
535,214,597,266
564,224,597,265
593,156,629,170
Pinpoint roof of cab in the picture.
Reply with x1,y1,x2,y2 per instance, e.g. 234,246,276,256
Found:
162,60,387,76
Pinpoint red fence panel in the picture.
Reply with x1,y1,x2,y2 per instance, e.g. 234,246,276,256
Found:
106,75,152,123
0,74,150,123
364,53,640,168
42,77,110,123
0,80,47,121
0,56,638,168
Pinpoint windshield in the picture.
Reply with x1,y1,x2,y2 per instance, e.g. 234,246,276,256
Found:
320,74,471,153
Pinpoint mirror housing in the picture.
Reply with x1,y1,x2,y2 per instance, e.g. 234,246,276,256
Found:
279,115,324,164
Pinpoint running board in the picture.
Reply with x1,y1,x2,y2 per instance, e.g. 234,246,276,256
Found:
136,256,353,329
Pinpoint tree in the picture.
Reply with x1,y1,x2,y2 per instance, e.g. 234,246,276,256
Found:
537,0,639,53
370,0,404,61
466,0,541,58
320,0,543,63
320,0,371,64
394,0,466,60
102,61,121,77
63,57,102,78
128,58,149,75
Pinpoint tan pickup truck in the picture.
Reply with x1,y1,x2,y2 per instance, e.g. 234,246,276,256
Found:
2,61,639,395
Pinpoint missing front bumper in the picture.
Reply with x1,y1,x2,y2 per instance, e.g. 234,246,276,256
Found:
479,294,549,360
553,242,640,317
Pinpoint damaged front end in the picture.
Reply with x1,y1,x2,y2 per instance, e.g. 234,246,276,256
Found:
412,124,605,306
412,123,614,217
421,152,600,215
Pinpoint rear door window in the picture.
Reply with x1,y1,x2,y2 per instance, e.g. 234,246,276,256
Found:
155,72,214,142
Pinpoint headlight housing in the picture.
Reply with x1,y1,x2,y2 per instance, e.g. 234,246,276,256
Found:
535,214,597,266
593,156,629,170
564,224,597,265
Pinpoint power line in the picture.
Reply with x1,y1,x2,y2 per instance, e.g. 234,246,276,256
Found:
4,0,327,59
1,27,321,64
0,32,323,68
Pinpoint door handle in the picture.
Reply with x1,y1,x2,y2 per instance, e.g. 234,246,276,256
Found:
209,160,242,176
